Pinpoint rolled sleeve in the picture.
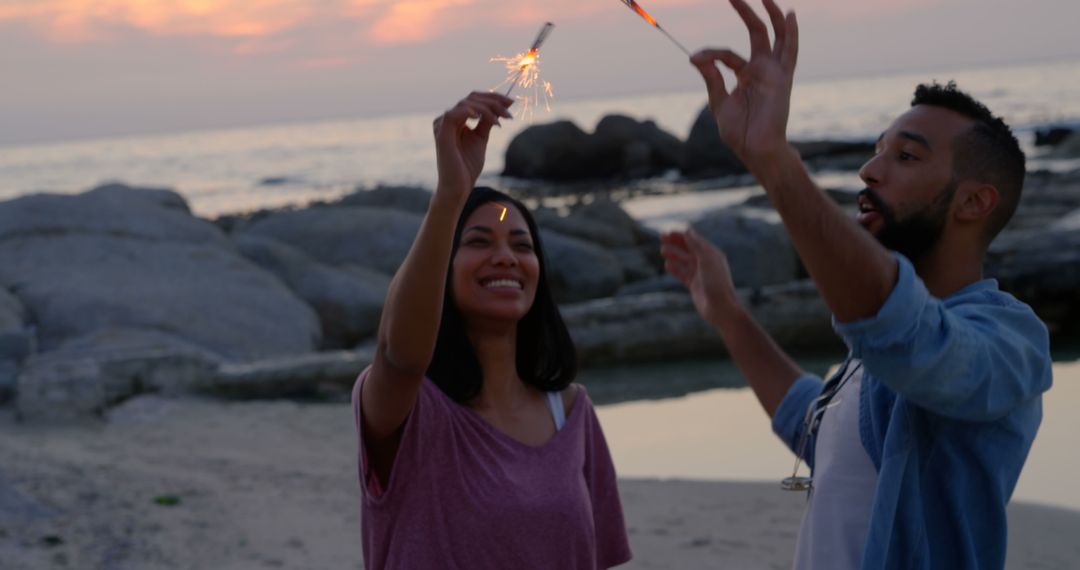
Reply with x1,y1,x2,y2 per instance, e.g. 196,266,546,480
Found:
833,253,928,357
830,252,1051,421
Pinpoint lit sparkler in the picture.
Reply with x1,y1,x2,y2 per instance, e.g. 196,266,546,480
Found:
492,22,555,116
617,0,690,56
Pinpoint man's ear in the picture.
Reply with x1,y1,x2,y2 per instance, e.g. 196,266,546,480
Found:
953,181,999,223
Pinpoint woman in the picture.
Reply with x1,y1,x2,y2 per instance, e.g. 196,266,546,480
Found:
352,91,632,569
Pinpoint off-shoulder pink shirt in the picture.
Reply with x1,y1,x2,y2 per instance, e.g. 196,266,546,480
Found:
352,369,632,569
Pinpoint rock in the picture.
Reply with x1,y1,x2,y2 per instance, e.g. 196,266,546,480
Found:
574,198,660,247
15,333,221,422
234,235,386,349
0,187,224,246
87,183,192,213
0,234,321,361
616,274,686,297
237,206,423,275
613,247,661,283
741,188,859,209
503,121,594,180
691,208,801,288
1046,133,1080,159
210,345,375,399
540,230,624,303
1035,127,1074,147
563,280,839,366
681,106,747,179
987,226,1080,335
589,115,683,179
534,208,636,249
335,185,433,215
503,116,684,181
793,140,875,171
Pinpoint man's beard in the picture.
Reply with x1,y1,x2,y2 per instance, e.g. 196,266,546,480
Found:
859,180,957,261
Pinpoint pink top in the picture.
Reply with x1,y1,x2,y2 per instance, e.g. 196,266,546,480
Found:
352,368,632,569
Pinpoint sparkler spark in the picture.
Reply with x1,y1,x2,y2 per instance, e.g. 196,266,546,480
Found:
617,0,690,56
492,22,555,117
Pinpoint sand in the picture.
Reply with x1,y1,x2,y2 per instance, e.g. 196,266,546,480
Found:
1,396,1078,570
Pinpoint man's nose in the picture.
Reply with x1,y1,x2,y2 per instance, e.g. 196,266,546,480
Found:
859,153,883,187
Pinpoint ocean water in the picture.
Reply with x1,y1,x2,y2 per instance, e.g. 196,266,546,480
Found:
2,58,1080,218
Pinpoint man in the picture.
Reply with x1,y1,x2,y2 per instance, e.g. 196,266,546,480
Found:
660,0,1053,568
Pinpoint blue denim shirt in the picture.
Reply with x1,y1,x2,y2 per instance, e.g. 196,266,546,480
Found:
772,253,1052,569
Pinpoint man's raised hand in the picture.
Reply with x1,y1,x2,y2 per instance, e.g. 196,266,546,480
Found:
689,0,798,169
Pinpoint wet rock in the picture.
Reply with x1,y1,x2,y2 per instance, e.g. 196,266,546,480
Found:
540,230,624,303
237,206,423,275
503,121,594,180
234,235,386,349
334,185,433,215
691,208,801,288
681,106,747,179
503,116,683,181
1034,127,1074,147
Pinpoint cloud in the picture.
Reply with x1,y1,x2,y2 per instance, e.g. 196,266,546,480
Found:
0,0,316,41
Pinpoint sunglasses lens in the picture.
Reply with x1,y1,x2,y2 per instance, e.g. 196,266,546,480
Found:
781,476,812,491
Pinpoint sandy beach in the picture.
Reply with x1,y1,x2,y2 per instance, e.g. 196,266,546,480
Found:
1,396,1078,570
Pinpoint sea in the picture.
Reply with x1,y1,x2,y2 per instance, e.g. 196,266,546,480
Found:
3,58,1079,510
2,58,1080,220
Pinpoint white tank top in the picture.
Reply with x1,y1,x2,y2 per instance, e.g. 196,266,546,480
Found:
793,361,878,570
546,391,566,431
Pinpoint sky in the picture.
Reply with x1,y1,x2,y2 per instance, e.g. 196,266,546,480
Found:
1,0,1078,146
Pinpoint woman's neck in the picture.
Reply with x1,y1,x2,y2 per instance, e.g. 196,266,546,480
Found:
467,324,530,410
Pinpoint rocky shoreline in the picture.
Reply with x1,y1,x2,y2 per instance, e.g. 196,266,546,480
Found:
1,123,1079,422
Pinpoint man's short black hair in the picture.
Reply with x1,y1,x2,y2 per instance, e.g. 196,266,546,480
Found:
911,81,1026,242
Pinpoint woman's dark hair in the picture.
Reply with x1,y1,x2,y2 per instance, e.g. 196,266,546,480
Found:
426,187,577,403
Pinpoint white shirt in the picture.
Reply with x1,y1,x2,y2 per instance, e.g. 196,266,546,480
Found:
793,362,879,570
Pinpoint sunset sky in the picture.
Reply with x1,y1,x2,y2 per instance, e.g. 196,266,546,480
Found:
1,0,1078,145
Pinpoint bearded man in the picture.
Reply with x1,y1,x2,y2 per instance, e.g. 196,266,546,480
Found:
660,1,1053,568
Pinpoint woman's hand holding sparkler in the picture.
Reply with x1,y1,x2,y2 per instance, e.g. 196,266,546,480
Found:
690,0,798,171
432,91,514,197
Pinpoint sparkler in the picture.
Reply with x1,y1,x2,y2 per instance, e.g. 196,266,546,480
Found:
617,0,690,56
492,22,555,115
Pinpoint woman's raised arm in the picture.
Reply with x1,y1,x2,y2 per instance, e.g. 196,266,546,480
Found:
361,92,513,447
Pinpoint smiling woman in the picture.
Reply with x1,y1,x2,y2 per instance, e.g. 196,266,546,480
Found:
350,90,632,569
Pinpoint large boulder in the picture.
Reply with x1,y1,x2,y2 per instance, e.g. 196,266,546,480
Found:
0,188,323,362
237,206,423,275
0,235,321,360
1034,127,1074,147
691,208,801,288
792,140,875,171
539,230,624,303
334,185,433,215
681,106,747,179
15,329,221,422
1046,133,1080,159
0,186,225,246
234,235,387,349
987,224,1080,335
503,116,684,181
589,115,683,179
503,121,593,180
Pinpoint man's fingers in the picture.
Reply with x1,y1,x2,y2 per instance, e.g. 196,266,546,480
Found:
762,0,786,57
729,0,771,57
691,50,743,112
780,11,799,73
